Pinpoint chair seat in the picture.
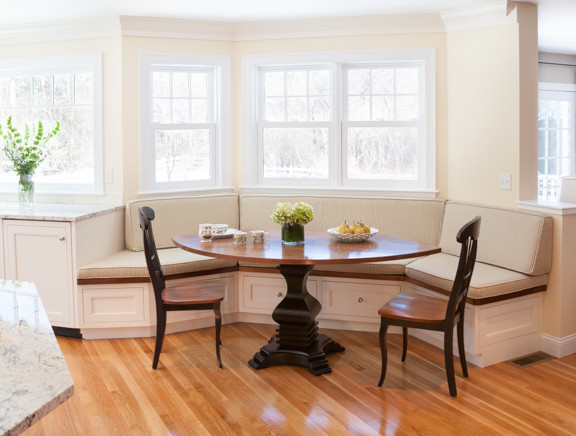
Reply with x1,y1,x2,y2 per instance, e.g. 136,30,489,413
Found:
162,284,224,305
378,293,447,324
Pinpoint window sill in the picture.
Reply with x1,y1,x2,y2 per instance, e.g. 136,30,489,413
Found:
517,200,576,215
240,185,438,199
138,186,235,198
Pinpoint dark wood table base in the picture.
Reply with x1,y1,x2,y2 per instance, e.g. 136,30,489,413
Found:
248,264,345,375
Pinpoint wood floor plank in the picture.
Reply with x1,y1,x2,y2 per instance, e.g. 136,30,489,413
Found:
20,323,576,436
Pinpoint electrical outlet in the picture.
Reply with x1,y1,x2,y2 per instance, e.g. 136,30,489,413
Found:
498,173,511,190
105,168,113,183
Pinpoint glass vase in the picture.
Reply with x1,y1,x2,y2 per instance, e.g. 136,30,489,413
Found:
18,173,34,206
281,223,305,246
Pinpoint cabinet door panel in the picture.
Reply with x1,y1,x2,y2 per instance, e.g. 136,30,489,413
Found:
3,221,74,326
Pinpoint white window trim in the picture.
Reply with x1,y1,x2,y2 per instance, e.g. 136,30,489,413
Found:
139,53,231,196
0,53,103,195
242,49,436,197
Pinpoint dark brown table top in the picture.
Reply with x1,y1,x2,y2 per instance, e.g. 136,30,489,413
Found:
173,230,440,265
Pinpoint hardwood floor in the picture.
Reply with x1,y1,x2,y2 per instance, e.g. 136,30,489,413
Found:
23,322,576,435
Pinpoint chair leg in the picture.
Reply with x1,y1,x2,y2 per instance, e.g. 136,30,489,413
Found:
444,327,457,397
457,319,468,378
378,319,390,387
153,308,167,370
214,302,223,369
401,327,408,363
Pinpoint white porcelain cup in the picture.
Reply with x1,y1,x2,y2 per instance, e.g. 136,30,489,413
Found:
251,230,270,243
199,223,213,243
234,231,247,245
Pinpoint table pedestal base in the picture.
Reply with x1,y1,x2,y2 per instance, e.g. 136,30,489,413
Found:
249,331,344,375
248,264,345,375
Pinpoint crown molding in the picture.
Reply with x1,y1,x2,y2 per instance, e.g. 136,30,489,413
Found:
121,14,445,41
119,16,236,40
0,17,121,46
441,0,517,32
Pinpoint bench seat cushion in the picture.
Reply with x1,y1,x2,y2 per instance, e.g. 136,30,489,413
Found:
406,253,548,300
78,248,237,280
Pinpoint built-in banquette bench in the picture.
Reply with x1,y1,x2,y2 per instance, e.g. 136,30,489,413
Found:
77,194,552,367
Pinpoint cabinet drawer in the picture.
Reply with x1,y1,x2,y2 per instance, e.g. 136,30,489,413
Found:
241,274,317,313
320,280,399,319
80,284,150,327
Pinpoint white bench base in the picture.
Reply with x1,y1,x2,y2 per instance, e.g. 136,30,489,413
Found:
77,271,544,367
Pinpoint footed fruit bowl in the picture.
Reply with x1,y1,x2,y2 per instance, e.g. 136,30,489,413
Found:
327,227,378,242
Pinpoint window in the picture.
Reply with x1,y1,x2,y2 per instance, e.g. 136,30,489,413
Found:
538,83,576,201
243,50,435,194
0,54,102,194
140,54,231,194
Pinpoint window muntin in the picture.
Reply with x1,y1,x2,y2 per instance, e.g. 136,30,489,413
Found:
0,55,102,193
538,86,576,201
140,54,230,193
245,51,434,194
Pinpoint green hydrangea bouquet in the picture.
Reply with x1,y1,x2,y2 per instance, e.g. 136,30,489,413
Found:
270,201,314,225
271,201,314,246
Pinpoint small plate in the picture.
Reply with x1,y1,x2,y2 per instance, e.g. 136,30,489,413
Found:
213,228,237,239
327,227,378,242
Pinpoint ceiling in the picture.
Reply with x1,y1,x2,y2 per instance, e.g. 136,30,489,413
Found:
1,0,574,55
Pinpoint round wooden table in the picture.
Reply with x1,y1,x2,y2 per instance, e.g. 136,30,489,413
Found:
173,230,440,375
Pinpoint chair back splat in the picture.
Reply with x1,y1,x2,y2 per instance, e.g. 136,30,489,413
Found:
445,216,481,329
139,206,166,311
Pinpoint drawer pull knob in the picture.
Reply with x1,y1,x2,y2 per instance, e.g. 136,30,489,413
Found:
358,297,364,303
277,292,283,298
59,236,66,241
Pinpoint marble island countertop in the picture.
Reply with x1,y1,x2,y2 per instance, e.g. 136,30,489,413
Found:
0,280,74,435
0,202,124,222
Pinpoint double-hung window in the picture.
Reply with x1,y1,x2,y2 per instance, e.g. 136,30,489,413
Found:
0,54,102,194
243,50,435,194
538,83,576,201
140,54,231,194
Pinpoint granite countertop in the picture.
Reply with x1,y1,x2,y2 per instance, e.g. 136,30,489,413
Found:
0,202,124,222
0,280,74,435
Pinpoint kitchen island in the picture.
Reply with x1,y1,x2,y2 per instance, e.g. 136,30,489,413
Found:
0,280,74,435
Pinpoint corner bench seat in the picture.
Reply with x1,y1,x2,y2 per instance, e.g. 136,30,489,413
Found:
76,194,553,367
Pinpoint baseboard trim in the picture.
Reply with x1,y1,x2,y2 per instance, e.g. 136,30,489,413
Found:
541,333,576,358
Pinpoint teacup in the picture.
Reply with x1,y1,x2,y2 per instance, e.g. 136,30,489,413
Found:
251,230,270,243
212,224,229,235
234,231,247,245
198,223,213,243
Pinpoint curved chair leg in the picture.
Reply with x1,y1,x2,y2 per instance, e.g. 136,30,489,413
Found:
444,327,457,397
401,327,408,363
457,319,468,378
378,320,390,387
153,309,167,370
214,302,223,369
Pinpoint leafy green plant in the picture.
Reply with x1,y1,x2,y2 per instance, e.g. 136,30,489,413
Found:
0,116,61,175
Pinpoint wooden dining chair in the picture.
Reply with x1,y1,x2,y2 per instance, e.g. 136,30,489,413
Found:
378,216,481,397
139,206,224,370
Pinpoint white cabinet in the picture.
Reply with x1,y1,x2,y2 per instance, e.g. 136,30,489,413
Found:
3,220,75,327
319,278,400,321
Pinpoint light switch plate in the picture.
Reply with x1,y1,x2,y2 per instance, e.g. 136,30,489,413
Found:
498,173,511,190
